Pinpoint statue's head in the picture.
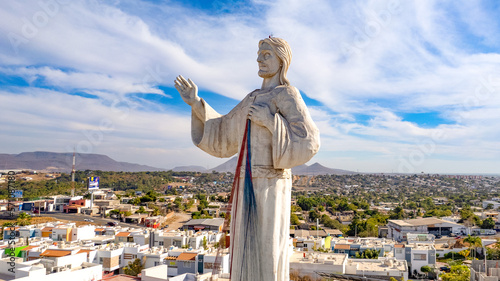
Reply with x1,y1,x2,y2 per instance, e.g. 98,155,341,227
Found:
258,37,292,86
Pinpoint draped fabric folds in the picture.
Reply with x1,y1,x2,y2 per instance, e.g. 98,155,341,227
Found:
189,85,320,281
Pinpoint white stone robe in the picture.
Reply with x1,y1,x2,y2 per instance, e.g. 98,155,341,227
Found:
190,85,320,281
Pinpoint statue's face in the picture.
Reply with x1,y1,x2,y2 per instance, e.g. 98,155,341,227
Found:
257,42,281,79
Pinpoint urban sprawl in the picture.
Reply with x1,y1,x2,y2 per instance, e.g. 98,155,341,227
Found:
1,170,500,281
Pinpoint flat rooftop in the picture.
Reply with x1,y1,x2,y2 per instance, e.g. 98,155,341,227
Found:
348,258,407,272
289,251,347,266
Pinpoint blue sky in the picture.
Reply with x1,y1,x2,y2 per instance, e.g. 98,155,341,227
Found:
1,0,500,174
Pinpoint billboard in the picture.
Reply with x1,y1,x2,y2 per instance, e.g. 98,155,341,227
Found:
88,176,100,190
13,190,23,198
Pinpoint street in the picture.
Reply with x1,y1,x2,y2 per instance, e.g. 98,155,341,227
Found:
40,212,148,229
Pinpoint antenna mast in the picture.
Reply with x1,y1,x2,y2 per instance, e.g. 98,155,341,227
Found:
71,150,75,197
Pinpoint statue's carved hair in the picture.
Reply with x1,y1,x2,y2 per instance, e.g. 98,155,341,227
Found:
259,37,292,86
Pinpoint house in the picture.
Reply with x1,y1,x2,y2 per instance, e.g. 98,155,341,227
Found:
51,225,73,241
124,214,149,225
330,237,395,258
63,199,91,213
51,195,72,212
344,257,408,280
145,216,162,228
0,255,102,281
393,243,436,275
70,225,95,241
115,232,134,243
153,232,188,248
93,242,149,273
289,252,348,279
161,249,230,277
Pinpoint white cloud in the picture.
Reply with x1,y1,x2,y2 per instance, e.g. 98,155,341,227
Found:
0,0,499,173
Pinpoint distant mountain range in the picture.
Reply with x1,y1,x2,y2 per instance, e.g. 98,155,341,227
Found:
177,157,358,175
0,151,164,173
0,152,357,175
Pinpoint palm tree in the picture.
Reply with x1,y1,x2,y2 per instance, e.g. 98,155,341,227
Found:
17,212,32,226
464,235,482,259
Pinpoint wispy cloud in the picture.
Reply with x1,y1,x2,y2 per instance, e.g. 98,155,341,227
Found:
0,0,499,173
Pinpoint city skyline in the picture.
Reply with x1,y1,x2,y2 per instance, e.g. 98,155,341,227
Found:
1,0,500,174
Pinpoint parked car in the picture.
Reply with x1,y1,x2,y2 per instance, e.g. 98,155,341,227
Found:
84,218,94,222
439,266,451,273
435,234,442,239
107,221,118,226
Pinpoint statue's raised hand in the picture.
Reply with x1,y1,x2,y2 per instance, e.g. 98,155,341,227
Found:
175,75,200,106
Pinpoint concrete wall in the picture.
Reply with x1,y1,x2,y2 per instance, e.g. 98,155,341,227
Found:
142,264,169,281
54,252,87,268
0,257,30,277
71,225,96,241
14,263,102,281
290,260,344,278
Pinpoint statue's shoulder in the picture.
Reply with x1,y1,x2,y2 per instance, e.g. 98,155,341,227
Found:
276,85,302,100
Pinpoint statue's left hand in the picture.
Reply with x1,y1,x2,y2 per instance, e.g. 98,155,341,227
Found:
248,103,274,131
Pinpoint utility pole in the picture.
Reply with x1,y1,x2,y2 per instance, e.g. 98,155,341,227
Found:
484,246,487,274
316,218,319,239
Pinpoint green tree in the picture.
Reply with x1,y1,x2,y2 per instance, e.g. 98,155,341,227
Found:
464,235,482,259
129,197,141,205
421,265,433,278
151,205,161,216
17,212,32,226
482,217,495,229
460,206,474,221
441,265,470,281
355,249,380,259
389,206,405,219
309,210,320,221
203,236,208,250
123,258,144,276
290,213,300,225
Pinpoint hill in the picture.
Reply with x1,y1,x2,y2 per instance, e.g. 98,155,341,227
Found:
171,157,356,175
0,151,164,173
292,162,357,175
0,151,357,175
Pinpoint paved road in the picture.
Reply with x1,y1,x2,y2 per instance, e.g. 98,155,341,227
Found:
39,212,148,229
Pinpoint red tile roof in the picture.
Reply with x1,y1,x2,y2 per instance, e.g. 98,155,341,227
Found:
40,250,72,257
176,253,197,261
334,244,350,250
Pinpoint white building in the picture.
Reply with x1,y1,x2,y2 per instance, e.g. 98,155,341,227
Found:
387,217,467,241
289,251,347,278
483,200,500,210
345,257,408,280
0,256,102,281
70,225,96,241
393,243,436,275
